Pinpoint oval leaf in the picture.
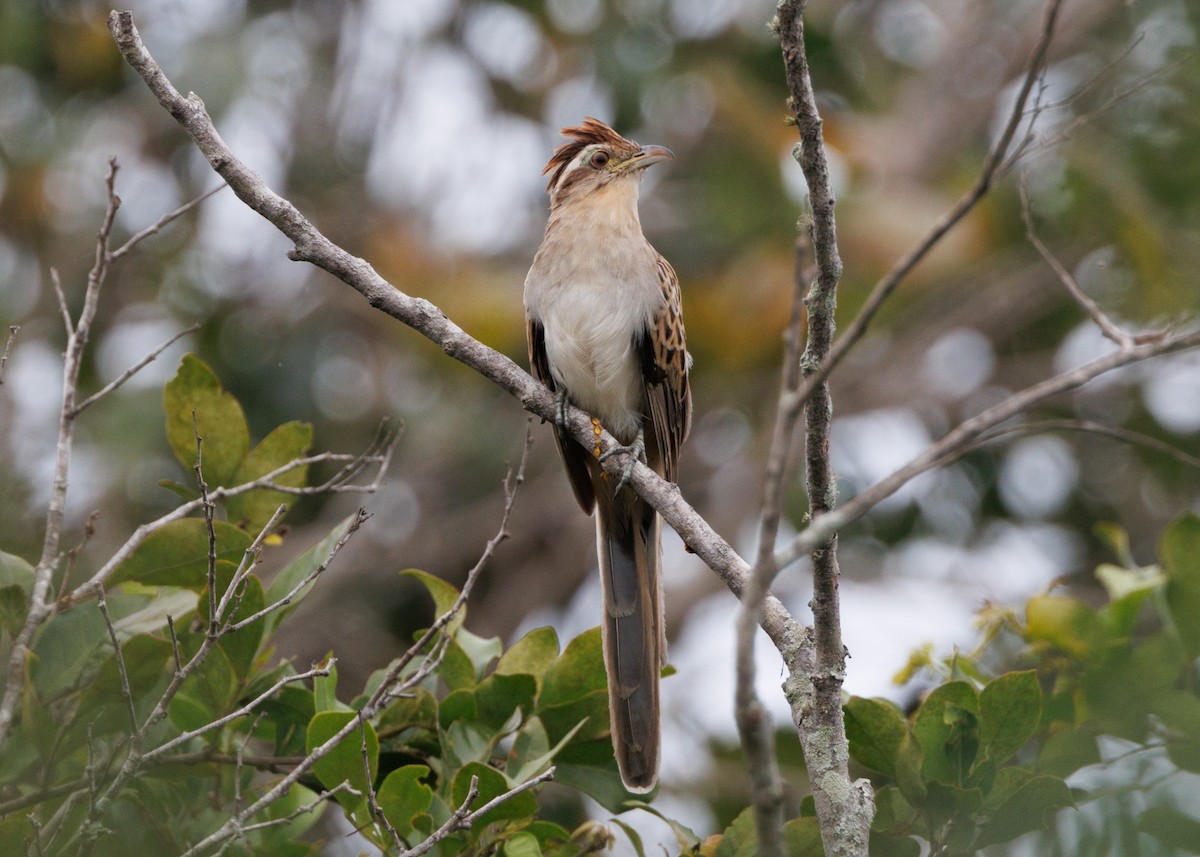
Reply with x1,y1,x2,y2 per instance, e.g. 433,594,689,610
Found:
164,354,250,486
225,421,312,531
109,519,253,589
979,670,1041,765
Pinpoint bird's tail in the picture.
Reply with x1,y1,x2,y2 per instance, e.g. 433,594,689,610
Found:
596,491,663,793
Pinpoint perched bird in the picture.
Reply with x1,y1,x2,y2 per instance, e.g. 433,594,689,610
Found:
524,118,691,792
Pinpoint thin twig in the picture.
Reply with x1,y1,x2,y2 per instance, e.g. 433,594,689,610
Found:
223,508,366,633
193,410,219,638
66,438,392,607
73,323,201,416
964,419,1200,470
1018,180,1142,348
109,183,227,261
215,502,289,628
360,711,405,851
144,664,330,760
50,268,72,337
773,326,1200,572
94,584,140,740
735,238,808,855
0,325,17,385
366,424,532,712
788,0,1067,416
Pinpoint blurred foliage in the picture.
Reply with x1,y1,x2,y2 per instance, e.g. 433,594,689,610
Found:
852,514,1200,856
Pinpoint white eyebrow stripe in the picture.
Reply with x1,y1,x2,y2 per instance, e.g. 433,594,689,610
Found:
555,145,602,191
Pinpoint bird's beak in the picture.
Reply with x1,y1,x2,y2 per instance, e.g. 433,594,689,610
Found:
620,144,675,172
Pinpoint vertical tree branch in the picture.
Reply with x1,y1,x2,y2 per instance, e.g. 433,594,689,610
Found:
735,240,809,857
0,160,121,749
776,3,873,855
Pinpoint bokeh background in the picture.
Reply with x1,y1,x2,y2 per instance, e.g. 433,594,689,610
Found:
2,0,1199,848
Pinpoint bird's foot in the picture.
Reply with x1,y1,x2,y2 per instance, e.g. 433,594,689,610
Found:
599,427,646,493
554,389,571,429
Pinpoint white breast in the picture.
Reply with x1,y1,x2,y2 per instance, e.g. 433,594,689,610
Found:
525,187,663,442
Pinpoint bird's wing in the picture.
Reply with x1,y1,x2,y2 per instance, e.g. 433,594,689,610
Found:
528,316,596,513
640,255,691,482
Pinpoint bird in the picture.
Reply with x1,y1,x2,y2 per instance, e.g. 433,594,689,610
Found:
524,118,691,792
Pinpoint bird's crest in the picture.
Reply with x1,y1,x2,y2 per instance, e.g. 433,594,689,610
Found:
543,117,639,192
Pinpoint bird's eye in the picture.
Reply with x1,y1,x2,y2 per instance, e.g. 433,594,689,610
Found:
590,151,610,168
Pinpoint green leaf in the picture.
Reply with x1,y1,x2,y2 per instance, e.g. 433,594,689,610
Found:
867,832,920,857
439,637,479,691
610,819,646,857
1094,521,1136,567
262,513,360,637
377,765,434,838
77,634,172,737
225,421,312,531
1162,514,1200,656
30,601,107,699
537,628,609,743
1038,727,1099,779
307,711,378,812
401,569,464,634
110,587,197,638
1024,595,1104,659
168,642,238,733
109,520,253,589
782,817,825,856
871,786,917,834
713,807,756,857
976,774,1073,847
496,627,560,686
553,742,644,813
439,687,478,729
456,626,503,678
1157,691,1200,772
22,681,56,759
0,585,27,637
844,696,909,777
539,688,610,746
1138,806,1200,850
259,683,315,756
979,671,1041,766
164,354,250,486
197,570,266,679
540,628,607,706
313,657,349,712
981,765,1035,813
505,831,543,857
626,802,701,852
913,682,979,786
451,762,538,826
0,551,34,592
1096,563,1163,637
251,783,325,846
443,718,496,769
509,717,587,783
475,672,537,730
379,688,438,732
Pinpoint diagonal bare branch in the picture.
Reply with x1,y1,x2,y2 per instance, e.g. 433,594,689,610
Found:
73,323,201,416
109,183,227,261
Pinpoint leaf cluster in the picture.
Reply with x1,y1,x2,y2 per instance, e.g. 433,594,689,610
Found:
843,514,1200,856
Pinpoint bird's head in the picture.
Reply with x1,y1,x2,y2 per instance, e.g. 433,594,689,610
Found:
543,117,673,209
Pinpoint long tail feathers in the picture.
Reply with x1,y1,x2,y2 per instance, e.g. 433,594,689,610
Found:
596,494,663,793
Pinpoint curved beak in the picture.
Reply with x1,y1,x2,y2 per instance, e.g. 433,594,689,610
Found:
620,144,675,172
